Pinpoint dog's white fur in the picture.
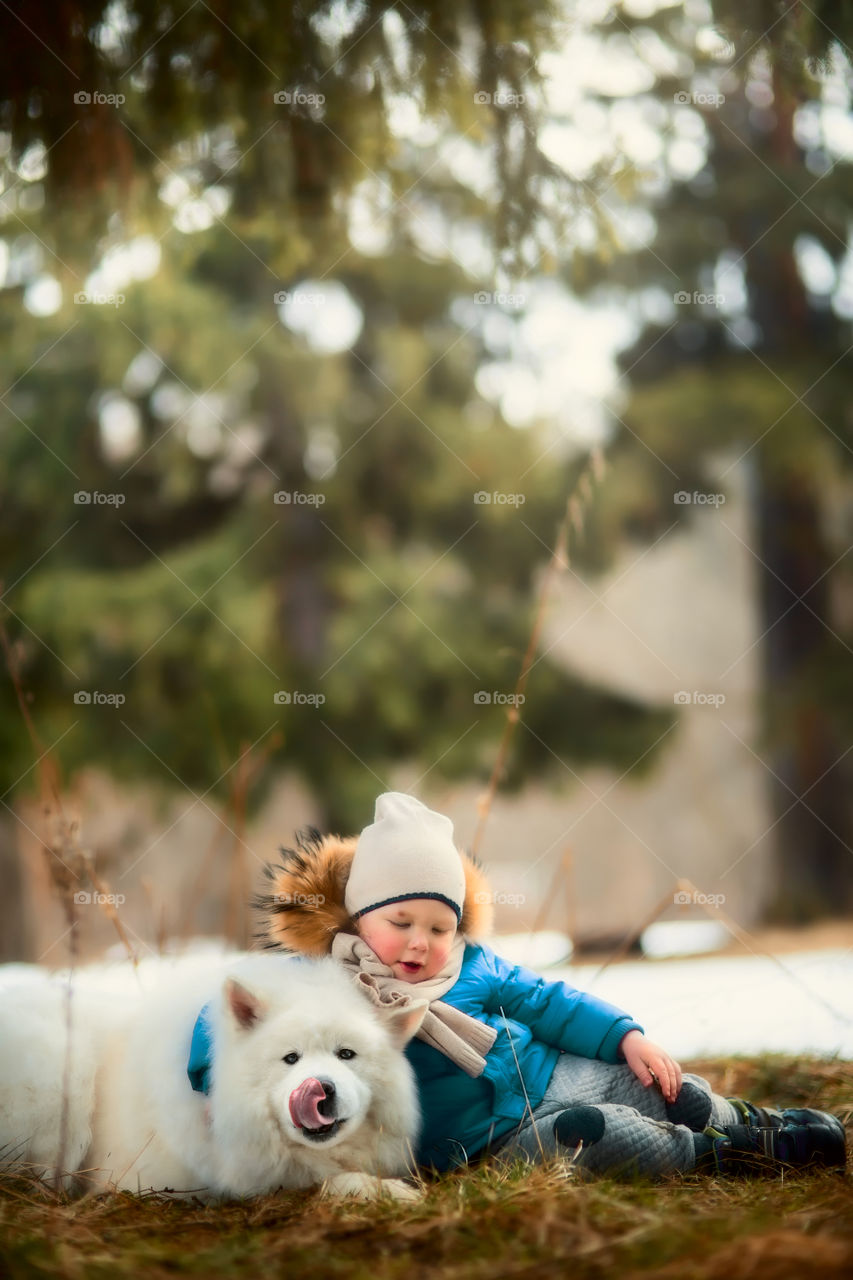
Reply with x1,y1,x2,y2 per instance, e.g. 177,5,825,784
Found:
0,954,425,1201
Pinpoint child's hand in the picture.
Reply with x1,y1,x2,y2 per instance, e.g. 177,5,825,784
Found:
619,1030,683,1103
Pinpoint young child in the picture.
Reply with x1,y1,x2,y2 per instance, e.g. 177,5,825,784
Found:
249,792,846,1179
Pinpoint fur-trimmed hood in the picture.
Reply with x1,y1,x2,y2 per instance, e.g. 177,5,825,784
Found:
255,827,494,956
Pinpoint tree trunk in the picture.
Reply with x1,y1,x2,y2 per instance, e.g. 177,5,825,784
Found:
744,69,853,922
755,454,853,921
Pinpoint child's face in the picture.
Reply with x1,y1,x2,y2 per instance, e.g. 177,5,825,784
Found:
356,898,458,982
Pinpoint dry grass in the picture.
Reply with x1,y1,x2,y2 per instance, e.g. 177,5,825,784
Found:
2,1055,852,1280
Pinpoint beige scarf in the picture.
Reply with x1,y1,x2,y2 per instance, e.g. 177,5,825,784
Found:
331,932,497,1078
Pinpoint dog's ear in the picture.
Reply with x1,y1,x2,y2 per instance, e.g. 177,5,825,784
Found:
379,999,429,1048
224,978,268,1031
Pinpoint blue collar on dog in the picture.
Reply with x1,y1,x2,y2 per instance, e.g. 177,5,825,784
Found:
187,1002,214,1095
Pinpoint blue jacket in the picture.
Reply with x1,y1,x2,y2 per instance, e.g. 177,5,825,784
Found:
408,941,643,1170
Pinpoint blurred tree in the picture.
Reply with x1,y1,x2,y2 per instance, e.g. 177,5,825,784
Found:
4,0,850,898
0,230,673,831
570,2,853,920
0,1,673,842
0,0,573,270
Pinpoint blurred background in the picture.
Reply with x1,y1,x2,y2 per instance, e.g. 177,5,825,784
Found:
1,0,852,968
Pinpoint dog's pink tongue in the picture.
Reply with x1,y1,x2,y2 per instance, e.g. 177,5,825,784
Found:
289,1078,327,1130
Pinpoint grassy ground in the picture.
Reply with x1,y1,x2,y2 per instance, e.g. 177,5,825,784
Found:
2,1055,851,1280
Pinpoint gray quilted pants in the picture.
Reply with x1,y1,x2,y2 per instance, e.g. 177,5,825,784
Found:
493,1053,741,1177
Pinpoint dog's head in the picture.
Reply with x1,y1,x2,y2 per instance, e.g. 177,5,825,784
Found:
217,958,426,1153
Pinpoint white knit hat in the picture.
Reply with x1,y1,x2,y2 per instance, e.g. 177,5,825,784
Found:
345,792,466,921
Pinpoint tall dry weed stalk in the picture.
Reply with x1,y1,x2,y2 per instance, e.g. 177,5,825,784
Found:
0,616,137,1187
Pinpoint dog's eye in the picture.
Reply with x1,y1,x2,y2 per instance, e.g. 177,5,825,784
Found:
336,1048,357,1060
282,1051,301,1065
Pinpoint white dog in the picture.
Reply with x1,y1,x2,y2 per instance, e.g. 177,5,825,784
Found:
0,953,425,1201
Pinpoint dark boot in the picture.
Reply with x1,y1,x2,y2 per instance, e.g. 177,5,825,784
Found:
694,1116,846,1175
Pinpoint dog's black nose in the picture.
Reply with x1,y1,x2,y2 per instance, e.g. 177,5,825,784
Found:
317,1080,336,1118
